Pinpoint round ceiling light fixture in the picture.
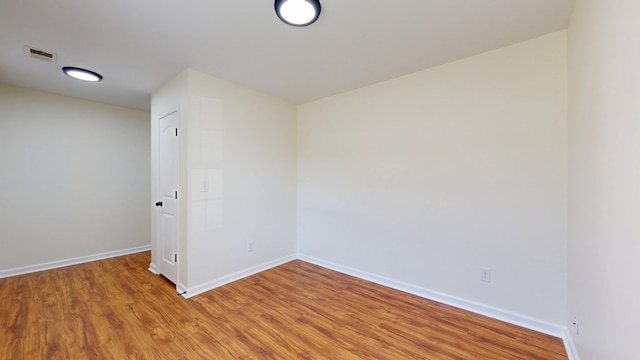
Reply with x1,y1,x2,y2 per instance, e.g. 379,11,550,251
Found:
62,66,103,82
274,0,321,27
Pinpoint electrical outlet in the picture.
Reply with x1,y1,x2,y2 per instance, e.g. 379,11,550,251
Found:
480,268,492,283
248,241,255,252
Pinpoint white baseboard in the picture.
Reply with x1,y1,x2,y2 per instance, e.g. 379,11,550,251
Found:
2,247,578,358
181,254,297,299
0,245,152,279
297,254,566,338
177,282,188,295
563,329,581,360
148,262,159,274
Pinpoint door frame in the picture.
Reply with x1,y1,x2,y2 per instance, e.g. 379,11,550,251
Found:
150,106,182,294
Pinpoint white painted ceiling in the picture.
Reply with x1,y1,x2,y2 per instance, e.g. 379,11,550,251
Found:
0,0,574,110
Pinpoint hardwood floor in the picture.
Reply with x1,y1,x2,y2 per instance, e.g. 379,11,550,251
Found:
0,252,567,359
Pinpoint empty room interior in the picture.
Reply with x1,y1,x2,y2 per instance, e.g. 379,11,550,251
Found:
1,0,638,359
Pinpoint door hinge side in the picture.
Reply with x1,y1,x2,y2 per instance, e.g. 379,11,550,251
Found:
175,191,178,199
175,128,178,136
174,253,178,263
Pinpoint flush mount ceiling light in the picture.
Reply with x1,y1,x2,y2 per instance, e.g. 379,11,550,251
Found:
274,0,321,27
62,66,103,82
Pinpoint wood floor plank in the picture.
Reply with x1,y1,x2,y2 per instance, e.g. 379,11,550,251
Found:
0,252,567,359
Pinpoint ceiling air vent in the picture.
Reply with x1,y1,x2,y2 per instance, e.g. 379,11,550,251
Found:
24,45,57,63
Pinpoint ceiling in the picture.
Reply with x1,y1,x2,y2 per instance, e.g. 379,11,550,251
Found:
0,0,574,111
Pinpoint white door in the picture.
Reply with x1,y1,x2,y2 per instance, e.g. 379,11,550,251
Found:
157,110,179,284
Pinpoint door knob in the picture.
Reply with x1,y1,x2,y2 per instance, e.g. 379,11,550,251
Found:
155,201,163,207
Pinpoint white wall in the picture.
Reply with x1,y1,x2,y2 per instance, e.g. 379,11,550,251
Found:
297,31,568,325
0,83,151,271
567,1,640,358
151,69,298,292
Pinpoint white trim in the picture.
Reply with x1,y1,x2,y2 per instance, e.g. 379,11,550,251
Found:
148,262,159,274
563,329,581,360
181,254,297,298
297,254,566,338
1,247,580,358
177,282,188,295
0,245,152,279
